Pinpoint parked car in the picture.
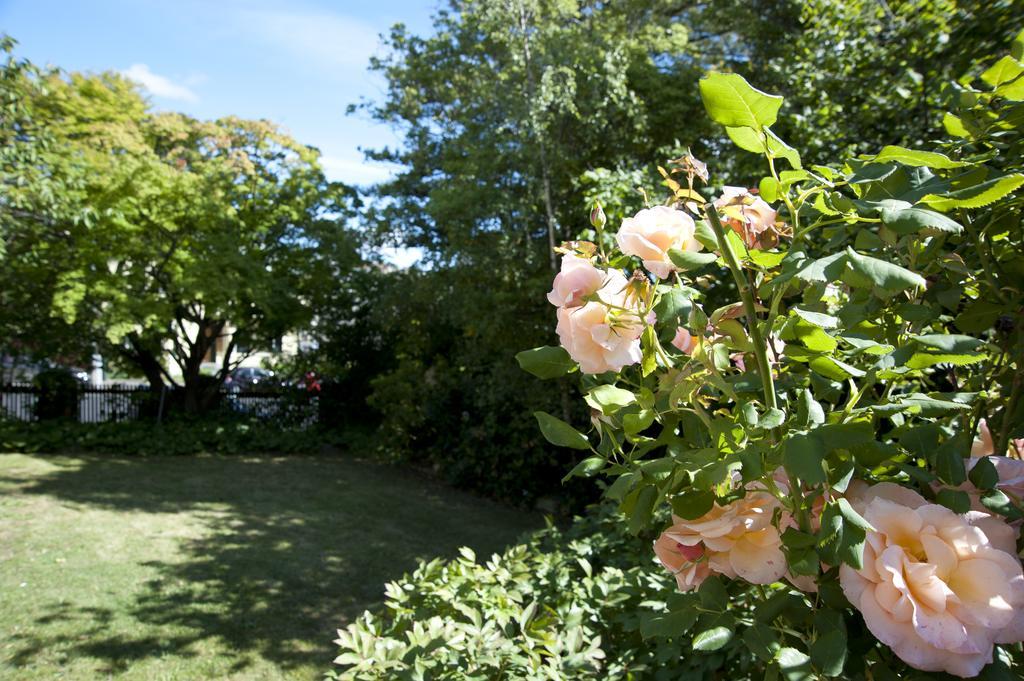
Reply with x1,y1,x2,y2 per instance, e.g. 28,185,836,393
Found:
225,367,279,392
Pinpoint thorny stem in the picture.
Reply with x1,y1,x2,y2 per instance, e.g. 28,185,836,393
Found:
996,344,1023,460
704,204,779,420
706,201,805,527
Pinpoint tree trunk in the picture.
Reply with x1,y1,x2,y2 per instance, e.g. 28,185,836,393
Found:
124,336,169,392
516,2,571,422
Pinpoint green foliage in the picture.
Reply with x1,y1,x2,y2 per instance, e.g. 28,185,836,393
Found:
331,504,764,680
31,369,81,421
0,418,340,457
0,43,363,413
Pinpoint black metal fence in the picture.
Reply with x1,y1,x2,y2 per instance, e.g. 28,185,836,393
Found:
0,383,319,425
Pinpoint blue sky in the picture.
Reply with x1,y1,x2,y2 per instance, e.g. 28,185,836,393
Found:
0,0,439,187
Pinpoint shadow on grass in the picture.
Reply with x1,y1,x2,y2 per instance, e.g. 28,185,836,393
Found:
4,454,539,676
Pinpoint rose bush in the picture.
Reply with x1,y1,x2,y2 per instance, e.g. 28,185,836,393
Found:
517,33,1024,679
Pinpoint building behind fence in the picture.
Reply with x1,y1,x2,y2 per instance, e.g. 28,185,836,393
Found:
0,383,319,425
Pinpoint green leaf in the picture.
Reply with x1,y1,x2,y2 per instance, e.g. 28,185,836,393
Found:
905,334,987,369
934,437,968,486
784,431,826,485
792,307,839,329
799,389,825,426
671,489,715,520
515,346,577,379
809,610,847,676
692,626,733,652
843,248,926,296
654,287,695,327
641,326,658,377
850,440,900,467
623,408,656,436
699,73,783,131
741,402,760,428
895,393,971,415
777,647,814,681
667,248,718,271
640,606,699,639
817,421,875,451
726,126,802,168
562,456,605,481
777,251,848,287
912,334,986,353
585,385,636,415
759,408,786,429
871,145,968,169
743,622,781,662
810,629,847,677
782,317,837,352
533,411,590,450
955,300,1003,333
627,484,658,535
782,529,820,577
942,112,971,138
817,502,867,569
981,55,1024,87
935,488,971,514
693,220,719,251
837,498,873,532
748,250,786,268
968,456,999,490
809,356,865,381
698,576,729,610
920,174,1024,210
879,206,963,236
980,489,1024,521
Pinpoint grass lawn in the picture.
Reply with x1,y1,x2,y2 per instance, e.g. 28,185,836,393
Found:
0,453,541,680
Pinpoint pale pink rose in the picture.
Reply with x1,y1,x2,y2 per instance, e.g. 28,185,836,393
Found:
971,419,1024,458
671,327,698,354
713,186,780,250
616,206,701,279
841,482,1024,678
555,270,642,374
546,254,605,308
661,488,787,585
654,529,711,591
972,420,995,458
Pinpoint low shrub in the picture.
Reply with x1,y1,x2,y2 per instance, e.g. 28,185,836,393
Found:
32,368,81,420
0,418,345,456
331,504,754,680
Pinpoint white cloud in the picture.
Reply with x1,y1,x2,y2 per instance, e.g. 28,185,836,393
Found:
319,155,398,186
236,8,383,71
121,64,199,102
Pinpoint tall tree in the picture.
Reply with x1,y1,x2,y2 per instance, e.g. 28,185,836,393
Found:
1,60,361,412
354,0,719,502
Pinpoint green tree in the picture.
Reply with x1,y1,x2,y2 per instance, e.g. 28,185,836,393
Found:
762,0,1024,163
1,59,361,412
357,0,715,501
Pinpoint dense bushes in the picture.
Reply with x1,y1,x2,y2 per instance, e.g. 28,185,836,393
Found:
331,505,689,680
0,418,343,456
